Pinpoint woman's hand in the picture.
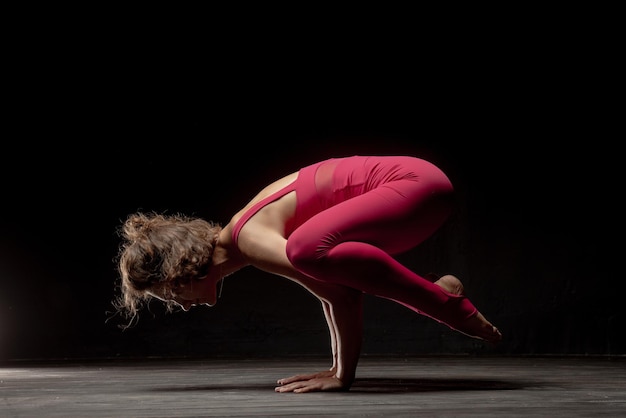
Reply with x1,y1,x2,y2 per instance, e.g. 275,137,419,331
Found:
275,370,350,393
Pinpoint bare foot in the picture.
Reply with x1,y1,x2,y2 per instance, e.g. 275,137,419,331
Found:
434,274,465,296
461,311,503,344
434,274,502,344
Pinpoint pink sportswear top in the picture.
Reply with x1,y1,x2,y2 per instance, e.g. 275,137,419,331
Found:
232,155,420,245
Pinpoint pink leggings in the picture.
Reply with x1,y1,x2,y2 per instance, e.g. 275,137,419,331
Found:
286,157,477,331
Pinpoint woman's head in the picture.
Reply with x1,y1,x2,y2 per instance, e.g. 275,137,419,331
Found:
115,212,221,320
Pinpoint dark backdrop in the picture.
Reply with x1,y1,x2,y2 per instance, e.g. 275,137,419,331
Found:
1,18,621,362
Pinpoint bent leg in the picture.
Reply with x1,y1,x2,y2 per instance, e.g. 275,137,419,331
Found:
287,176,500,341
300,239,478,329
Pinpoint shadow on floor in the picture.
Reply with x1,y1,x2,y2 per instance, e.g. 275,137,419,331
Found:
148,377,532,394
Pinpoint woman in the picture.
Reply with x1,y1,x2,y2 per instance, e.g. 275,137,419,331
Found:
116,155,502,393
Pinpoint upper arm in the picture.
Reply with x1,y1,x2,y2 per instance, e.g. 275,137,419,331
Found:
238,226,297,279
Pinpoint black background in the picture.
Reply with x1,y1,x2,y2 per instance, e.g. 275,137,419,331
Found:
1,12,621,362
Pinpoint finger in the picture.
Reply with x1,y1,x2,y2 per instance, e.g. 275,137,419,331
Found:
294,382,324,393
277,374,313,385
275,382,304,393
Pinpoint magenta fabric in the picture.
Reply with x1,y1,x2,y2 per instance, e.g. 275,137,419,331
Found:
235,155,477,330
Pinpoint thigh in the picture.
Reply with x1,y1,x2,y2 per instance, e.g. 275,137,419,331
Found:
290,177,454,256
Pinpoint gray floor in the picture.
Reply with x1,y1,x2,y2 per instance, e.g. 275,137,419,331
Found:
1,356,624,417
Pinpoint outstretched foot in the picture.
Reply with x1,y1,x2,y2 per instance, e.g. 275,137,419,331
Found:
434,274,503,344
461,311,503,344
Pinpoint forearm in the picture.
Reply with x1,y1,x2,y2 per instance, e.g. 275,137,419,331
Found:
273,277,363,392
288,274,363,385
325,292,363,385
321,301,338,371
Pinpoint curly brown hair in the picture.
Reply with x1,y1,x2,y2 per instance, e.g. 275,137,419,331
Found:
114,211,221,321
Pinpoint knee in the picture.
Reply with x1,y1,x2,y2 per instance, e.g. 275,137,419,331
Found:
285,233,320,275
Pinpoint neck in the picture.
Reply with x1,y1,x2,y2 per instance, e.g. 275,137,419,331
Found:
210,228,247,282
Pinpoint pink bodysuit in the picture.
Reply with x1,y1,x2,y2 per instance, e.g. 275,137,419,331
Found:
232,155,477,331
